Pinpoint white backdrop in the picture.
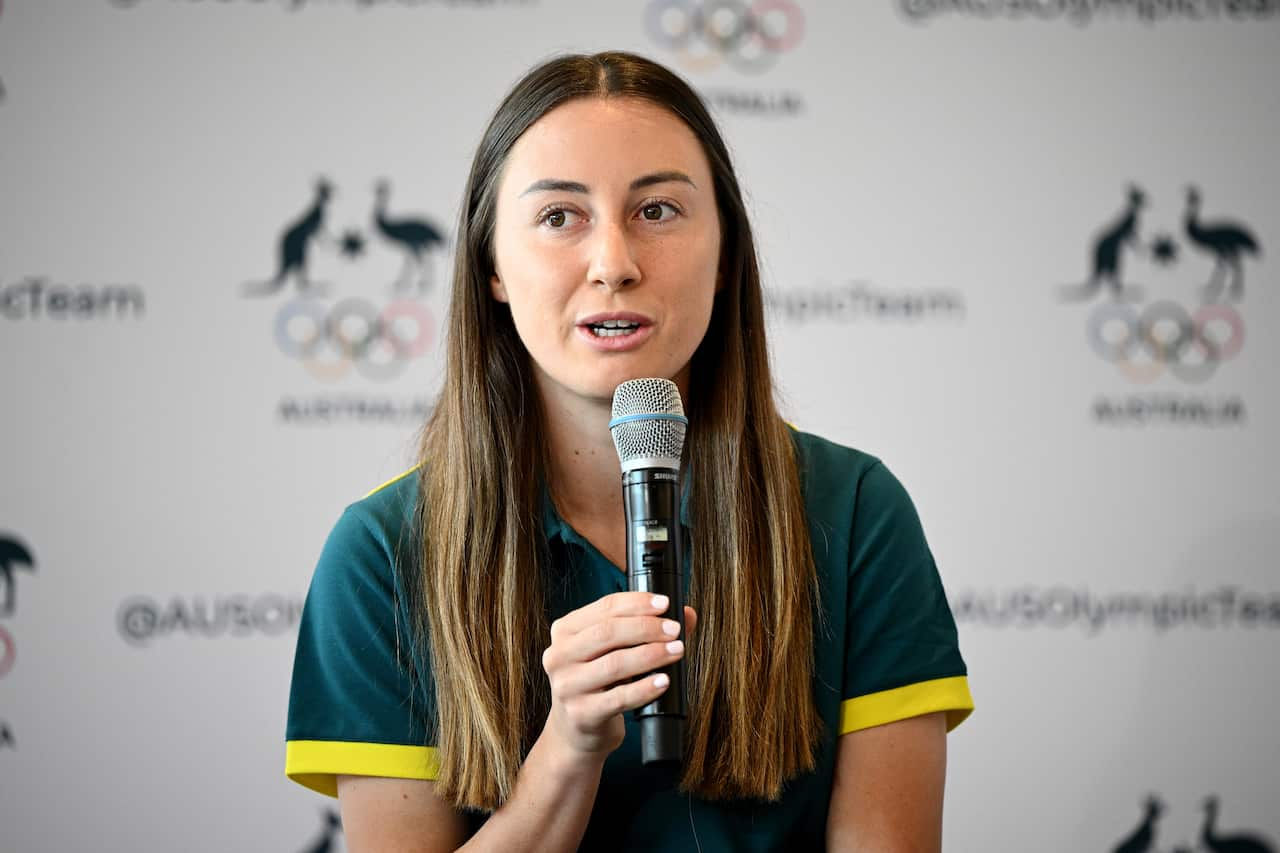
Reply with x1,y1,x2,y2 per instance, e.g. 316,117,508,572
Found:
1,1,1277,850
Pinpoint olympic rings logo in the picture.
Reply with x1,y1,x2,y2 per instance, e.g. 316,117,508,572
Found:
644,0,805,74
1087,301,1245,384
274,298,435,382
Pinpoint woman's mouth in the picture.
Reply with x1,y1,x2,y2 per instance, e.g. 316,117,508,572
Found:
576,314,654,351
585,319,643,338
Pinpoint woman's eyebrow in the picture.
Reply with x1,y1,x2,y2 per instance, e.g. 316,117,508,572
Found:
520,178,589,197
630,171,696,191
519,171,697,197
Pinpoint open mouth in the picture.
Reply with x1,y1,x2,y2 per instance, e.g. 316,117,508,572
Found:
584,319,643,338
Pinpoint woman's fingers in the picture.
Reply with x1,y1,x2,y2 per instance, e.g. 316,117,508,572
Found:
549,591,668,639
573,614,681,659
578,671,674,722
542,601,701,666
544,614,670,671
550,636,686,699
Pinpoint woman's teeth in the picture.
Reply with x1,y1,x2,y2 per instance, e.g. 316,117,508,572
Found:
588,321,641,337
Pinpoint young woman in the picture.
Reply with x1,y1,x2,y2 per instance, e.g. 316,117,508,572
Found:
286,51,973,852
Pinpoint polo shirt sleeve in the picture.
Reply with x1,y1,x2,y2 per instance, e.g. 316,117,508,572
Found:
838,461,973,736
285,504,439,797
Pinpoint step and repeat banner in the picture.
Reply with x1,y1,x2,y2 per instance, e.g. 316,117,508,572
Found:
1,1,1276,850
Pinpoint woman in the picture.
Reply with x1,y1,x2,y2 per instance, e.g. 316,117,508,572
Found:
286,51,973,851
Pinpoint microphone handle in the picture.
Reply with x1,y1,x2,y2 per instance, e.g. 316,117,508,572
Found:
622,468,687,765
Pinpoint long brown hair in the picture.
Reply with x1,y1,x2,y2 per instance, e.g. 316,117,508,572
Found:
412,51,821,810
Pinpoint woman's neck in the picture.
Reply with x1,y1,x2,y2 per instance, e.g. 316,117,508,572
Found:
537,379,626,533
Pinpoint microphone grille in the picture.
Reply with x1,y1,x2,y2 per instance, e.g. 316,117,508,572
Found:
609,378,687,472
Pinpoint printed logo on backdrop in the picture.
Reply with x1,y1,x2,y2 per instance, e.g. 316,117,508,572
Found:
116,594,303,645
766,281,965,324
899,0,1280,26
0,533,36,679
1055,184,1263,427
0,721,13,751
299,810,343,853
643,0,809,118
1111,794,1275,853
950,585,1280,634
0,277,145,321
240,176,443,425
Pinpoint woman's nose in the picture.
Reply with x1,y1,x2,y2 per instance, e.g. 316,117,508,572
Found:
586,220,641,291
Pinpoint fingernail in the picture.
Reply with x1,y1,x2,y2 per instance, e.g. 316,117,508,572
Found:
662,619,680,636
653,673,670,688
651,595,669,610
666,640,684,655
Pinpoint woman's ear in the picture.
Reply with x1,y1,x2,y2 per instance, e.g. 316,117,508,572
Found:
490,274,509,303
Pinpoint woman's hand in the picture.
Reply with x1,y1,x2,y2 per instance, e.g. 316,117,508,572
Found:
540,592,697,760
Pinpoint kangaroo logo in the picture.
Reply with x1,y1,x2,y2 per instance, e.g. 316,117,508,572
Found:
0,534,35,618
245,178,336,296
1056,185,1263,385
1111,793,1275,853
299,809,343,853
1060,185,1148,302
0,720,13,750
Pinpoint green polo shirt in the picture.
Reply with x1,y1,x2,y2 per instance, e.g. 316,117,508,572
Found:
286,429,973,850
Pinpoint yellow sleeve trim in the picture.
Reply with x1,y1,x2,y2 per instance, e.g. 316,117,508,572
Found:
364,465,422,499
839,675,974,735
285,740,441,798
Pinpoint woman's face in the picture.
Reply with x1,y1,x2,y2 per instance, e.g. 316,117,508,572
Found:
489,96,722,410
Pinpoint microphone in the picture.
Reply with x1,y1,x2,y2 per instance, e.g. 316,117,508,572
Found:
609,378,689,766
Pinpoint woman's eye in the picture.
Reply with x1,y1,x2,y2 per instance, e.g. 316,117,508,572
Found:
640,202,676,222
538,207,580,228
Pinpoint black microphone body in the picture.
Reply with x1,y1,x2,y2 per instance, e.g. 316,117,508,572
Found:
623,467,687,765
609,377,690,766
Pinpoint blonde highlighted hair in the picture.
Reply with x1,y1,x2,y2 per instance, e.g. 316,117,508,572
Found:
409,51,821,810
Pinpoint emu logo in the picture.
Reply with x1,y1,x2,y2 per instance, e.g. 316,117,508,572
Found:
299,809,343,853
1111,794,1275,853
244,177,446,296
373,179,445,292
0,534,35,617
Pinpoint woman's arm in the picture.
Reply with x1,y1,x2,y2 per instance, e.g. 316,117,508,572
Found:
826,711,948,853
338,776,468,852
337,727,607,853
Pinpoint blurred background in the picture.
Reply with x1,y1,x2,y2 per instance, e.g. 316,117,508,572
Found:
1,1,1277,850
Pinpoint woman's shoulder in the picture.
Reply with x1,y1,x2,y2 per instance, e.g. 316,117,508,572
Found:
353,466,422,524
787,426,883,489
786,426,920,526
321,465,422,571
